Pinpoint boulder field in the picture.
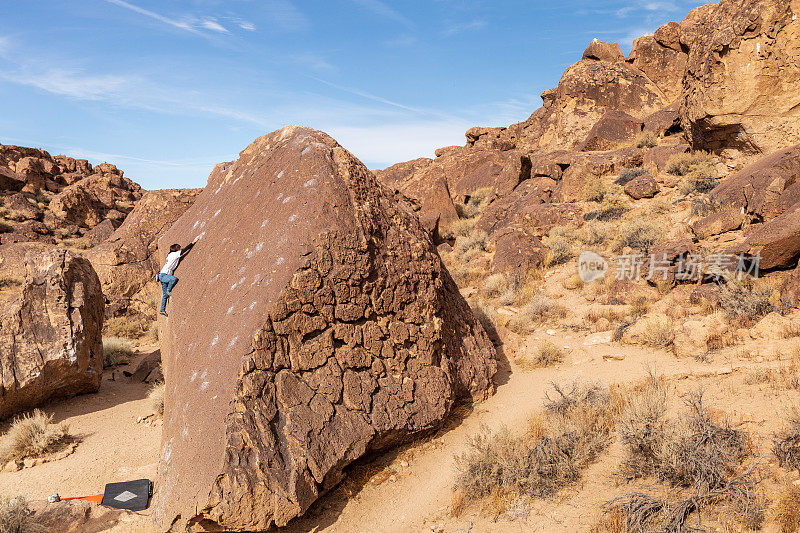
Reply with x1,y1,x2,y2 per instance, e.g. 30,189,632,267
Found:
153,126,497,531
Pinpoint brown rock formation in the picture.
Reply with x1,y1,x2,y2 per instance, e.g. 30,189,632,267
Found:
690,208,746,239
710,144,800,222
680,0,800,154
579,110,644,152
153,126,496,531
49,173,142,228
85,188,201,319
730,203,800,270
624,173,660,199
582,39,624,62
0,243,103,419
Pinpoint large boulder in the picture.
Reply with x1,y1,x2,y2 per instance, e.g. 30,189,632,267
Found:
85,188,201,319
153,126,497,531
48,173,142,228
0,243,103,419
582,39,624,62
710,144,800,221
680,0,800,154
730,203,800,270
579,110,644,152
627,24,688,103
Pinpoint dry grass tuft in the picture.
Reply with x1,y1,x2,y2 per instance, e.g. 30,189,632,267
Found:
628,296,649,318
149,381,165,417
0,496,29,533
719,277,775,326
451,217,478,238
453,383,616,518
615,167,646,186
774,407,800,473
525,341,565,368
0,410,70,464
635,131,658,149
639,316,675,348
508,295,567,334
103,316,148,339
616,376,668,480
772,483,800,533
617,219,662,253
583,180,607,202
588,195,629,221
102,337,134,367
563,274,585,291
456,187,494,219
665,151,714,176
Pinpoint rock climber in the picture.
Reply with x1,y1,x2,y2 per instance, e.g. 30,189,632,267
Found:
156,236,199,317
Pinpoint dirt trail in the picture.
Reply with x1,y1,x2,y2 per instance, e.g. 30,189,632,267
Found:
0,344,161,508
284,327,765,533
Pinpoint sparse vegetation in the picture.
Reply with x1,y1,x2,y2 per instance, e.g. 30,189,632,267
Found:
628,296,649,318
102,337,134,367
453,383,617,518
454,229,489,260
602,391,762,532
149,381,165,417
617,218,662,253
772,483,800,533
451,217,478,238
455,187,494,219
544,226,576,266
103,316,147,339
665,151,714,176
719,277,775,325
615,167,646,186
634,131,658,149
0,496,28,533
588,195,628,221
0,410,70,464
508,295,567,334
531,341,565,368
0,276,21,290
639,316,675,348
774,408,800,473
582,180,607,202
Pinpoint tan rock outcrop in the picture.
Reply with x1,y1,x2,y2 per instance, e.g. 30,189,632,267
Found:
0,243,103,418
153,126,496,531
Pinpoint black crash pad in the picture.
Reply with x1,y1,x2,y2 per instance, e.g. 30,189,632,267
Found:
101,479,153,511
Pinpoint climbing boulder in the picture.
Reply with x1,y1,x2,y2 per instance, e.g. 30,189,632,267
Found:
153,126,497,531
0,243,103,419
85,188,201,319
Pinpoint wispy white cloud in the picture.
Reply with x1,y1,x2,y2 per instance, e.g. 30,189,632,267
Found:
383,34,417,47
102,0,201,34
200,19,229,33
442,19,487,36
350,0,414,28
291,53,336,72
237,20,256,31
264,0,311,32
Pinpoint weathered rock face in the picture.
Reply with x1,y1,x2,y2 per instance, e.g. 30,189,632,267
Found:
0,143,143,244
690,207,746,239
627,29,687,103
680,0,800,154
153,126,497,531
730,203,800,270
710,144,800,222
579,110,644,152
0,243,103,419
624,173,660,199
85,188,201,319
582,39,624,62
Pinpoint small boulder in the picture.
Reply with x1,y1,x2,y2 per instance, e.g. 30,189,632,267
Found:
623,173,660,199
582,39,624,62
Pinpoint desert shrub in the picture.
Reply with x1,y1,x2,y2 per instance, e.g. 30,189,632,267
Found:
508,295,567,334
0,410,70,463
482,273,508,299
0,276,21,290
102,337,134,367
773,483,800,533
617,377,668,479
532,341,565,368
451,217,478,238
544,237,573,266
679,164,717,195
563,274,584,291
665,151,714,176
453,383,615,517
582,180,607,202
615,167,646,186
617,218,662,253
628,296,649,318
454,229,488,257
149,381,165,417
774,408,800,473
0,497,28,533
577,220,612,247
591,195,628,221
719,277,775,325
635,131,658,149
639,316,675,348
103,316,146,339
690,195,722,217
604,391,760,532
471,300,499,343
456,187,494,219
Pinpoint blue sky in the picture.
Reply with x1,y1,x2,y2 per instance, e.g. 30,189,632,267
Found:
0,0,706,189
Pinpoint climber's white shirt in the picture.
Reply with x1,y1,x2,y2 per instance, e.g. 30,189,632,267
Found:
160,251,181,275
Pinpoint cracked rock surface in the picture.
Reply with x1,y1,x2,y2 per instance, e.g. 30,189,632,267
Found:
153,126,497,531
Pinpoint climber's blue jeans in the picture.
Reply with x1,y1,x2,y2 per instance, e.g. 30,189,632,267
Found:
157,273,178,312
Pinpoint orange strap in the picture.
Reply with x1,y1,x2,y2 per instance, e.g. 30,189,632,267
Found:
61,494,104,503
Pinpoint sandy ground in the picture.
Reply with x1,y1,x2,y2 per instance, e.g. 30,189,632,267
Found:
0,343,162,529
2,304,798,532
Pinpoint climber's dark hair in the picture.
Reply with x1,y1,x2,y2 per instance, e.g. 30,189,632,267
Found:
170,244,182,252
